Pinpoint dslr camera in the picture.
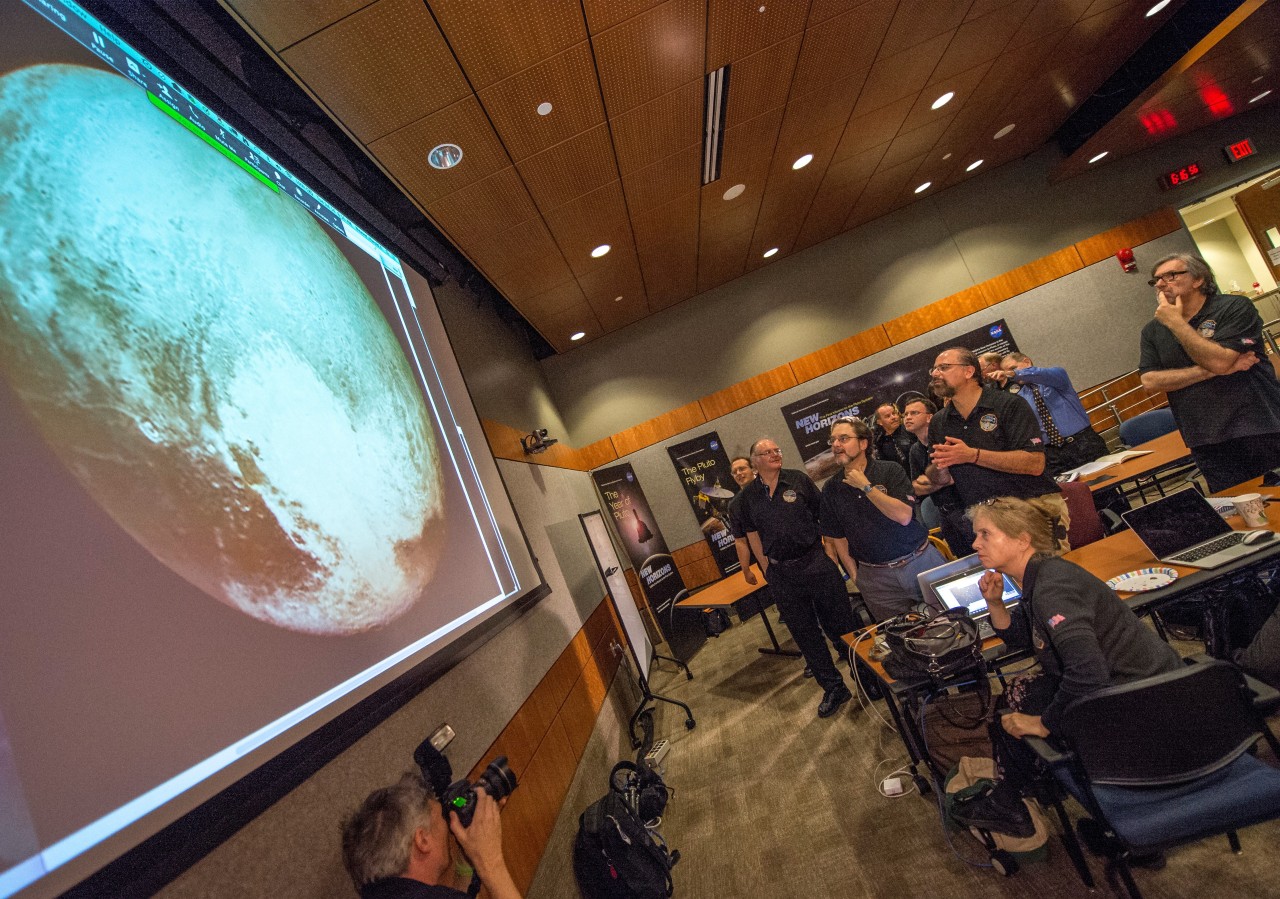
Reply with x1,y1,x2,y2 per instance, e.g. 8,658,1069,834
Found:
415,735,518,828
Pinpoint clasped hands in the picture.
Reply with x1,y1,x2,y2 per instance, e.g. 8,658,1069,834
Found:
929,436,978,469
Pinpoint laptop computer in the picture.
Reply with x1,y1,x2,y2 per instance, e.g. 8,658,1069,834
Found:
916,554,1022,639
1121,487,1275,570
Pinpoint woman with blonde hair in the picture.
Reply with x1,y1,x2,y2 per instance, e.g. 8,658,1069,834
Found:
950,496,1181,837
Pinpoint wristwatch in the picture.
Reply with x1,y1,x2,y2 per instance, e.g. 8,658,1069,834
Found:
861,483,875,495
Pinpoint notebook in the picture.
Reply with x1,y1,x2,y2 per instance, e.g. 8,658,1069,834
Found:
916,554,1021,639
1121,487,1275,570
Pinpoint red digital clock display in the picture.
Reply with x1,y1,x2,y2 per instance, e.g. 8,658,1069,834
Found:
1158,162,1202,190
1224,139,1256,162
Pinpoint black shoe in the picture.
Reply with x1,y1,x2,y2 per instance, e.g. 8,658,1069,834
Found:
803,665,814,678
817,684,852,718
951,790,1036,838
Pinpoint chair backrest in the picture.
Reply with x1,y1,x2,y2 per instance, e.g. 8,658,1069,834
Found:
927,533,955,562
1059,480,1104,548
1059,660,1261,786
1118,407,1177,448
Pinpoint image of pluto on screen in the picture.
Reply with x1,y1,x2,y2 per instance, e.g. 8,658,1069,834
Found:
0,2,541,896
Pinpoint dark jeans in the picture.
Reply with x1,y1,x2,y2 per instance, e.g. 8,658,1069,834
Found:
1191,433,1280,493
767,551,857,692
1236,603,1280,689
992,673,1057,796
1045,427,1108,477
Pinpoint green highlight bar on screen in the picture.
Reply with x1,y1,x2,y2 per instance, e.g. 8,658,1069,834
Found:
146,91,279,193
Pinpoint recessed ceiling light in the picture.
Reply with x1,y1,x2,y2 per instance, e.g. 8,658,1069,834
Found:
536,101,553,116
763,247,779,258
1253,75,1266,83
792,153,813,170
570,331,585,341
942,152,952,160
758,4,766,11
1250,89,1272,103
993,124,1016,139
966,159,984,172
1145,0,1172,17
931,91,954,110
591,244,611,258
1089,151,1109,163
914,181,932,194
614,295,623,302
428,143,463,170
723,183,746,200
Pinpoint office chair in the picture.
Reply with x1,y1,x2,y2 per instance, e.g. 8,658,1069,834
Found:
1058,480,1108,546
1026,658,1280,899
1117,408,1177,447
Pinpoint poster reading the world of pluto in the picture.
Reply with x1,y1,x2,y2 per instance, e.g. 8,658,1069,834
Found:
781,320,1019,482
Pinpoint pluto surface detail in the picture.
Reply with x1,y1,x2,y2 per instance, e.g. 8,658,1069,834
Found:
0,64,446,635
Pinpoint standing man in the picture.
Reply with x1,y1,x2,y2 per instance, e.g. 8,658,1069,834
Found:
922,347,1069,552
901,398,935,483
730,438,856,718
820,418,946,621
873,402,914,467
978,352,1005,385
1139,253,1280,493
728,454,766,577
993,352,1109,477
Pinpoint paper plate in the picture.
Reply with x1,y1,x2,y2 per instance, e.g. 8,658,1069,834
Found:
1106,567,1178,593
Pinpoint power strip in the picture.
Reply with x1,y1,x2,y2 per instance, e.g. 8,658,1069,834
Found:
643,739,670,771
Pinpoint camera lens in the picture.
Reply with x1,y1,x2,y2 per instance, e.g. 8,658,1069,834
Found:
478,756,517,802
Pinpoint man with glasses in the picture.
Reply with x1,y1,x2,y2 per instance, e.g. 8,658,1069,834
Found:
1139,253,1280,492
920,347,1068,553
820,418,945,621
730,438,856,718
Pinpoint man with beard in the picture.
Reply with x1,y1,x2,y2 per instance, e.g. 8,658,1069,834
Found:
920,347,1069,553
730,438,856,717
820,417,945,621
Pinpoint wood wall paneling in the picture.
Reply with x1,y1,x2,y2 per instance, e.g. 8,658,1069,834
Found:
698,364,799,420
1073,207,1183,265
609,400,708,457
882,285,989,345
789,325,891,384
977,245,1084,306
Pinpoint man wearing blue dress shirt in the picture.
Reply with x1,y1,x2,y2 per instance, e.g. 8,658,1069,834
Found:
993,352,1108,477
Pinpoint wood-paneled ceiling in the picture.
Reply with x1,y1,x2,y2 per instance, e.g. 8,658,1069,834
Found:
220,0,1269,354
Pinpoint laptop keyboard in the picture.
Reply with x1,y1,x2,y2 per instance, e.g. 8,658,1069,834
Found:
1170,532,1246,563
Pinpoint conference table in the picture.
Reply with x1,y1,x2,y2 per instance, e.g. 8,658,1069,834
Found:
1080,429,1193,499
675,566,802,658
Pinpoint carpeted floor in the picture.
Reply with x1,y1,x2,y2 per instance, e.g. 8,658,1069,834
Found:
530,607,1280,899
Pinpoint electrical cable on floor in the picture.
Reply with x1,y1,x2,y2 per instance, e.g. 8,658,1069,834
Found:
847,622,898,734
873,756,917,798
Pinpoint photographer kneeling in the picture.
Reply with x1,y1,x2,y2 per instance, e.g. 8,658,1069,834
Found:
342,772,522,899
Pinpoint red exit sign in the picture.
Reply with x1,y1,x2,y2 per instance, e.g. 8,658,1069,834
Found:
1224,138,1256,162
1158,162,1202,190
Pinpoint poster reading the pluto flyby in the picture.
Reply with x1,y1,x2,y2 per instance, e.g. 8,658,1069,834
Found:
781,320,1019,481
592,463,705,661
666,431,740,578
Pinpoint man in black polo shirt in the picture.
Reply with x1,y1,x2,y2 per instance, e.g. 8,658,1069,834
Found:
873,402,913,467
820,418,946,621
1138,253,1280,493
921,347,1069,552
731,437,856,718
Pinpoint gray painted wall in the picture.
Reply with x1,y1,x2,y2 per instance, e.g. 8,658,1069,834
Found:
540,103,1280,446
608,231,1194,555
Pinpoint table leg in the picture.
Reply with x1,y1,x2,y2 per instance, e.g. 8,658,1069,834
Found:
756,605,802,657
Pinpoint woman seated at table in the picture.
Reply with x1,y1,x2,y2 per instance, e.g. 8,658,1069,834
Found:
950,496,1182,838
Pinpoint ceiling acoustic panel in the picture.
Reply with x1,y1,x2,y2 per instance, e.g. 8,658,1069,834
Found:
544,303,604,352
879,0,972,58
723,34,803,126
519,280,590,318
609,78,704,173
705,0,811,72
468,218,574,300
516,124,621,212
832,95,913,164
543,180,637,277
932,0,1036,82
580,249,647,311
280,0,471,142
592,0,705,117
477,42,608,162
225,0,374,51
425,166,539,244
899,61,991,134
428,0,587,89
621,143,702,215
851,29,954,120
789,0,896,98
716,106,784,186
776,69,867,150
582,0,667,36
368,95,511,205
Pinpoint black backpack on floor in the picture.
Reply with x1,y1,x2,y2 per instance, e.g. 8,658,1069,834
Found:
573,761,678,898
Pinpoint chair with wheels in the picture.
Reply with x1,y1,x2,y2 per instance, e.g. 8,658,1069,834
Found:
1117,407,1177,447
1026,658,1280,899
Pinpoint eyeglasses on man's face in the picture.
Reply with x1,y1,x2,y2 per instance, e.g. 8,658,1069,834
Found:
1148,270,1187,286
929,362,967,374
827,434,859,446
753,448,782,458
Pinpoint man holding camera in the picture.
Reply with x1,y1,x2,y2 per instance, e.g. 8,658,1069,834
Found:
342,772,521,899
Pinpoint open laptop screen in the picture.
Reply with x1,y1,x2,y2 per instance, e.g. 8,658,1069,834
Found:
1121,487,1231,559
917,553,1020,616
